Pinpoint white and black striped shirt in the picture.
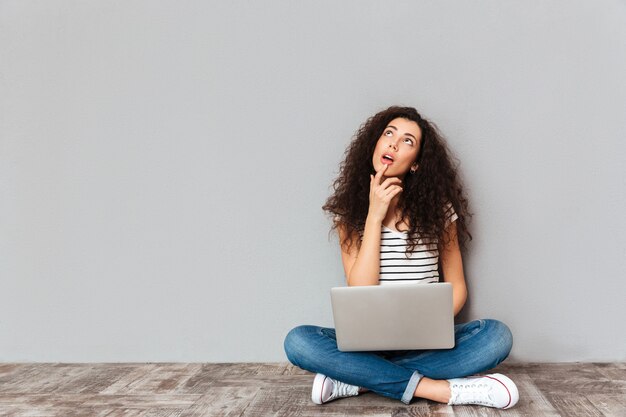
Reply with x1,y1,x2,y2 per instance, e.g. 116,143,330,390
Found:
370,204,458,285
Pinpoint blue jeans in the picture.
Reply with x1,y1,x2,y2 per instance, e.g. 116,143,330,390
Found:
283,319,513,404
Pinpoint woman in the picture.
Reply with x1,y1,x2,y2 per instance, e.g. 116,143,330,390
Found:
283,106,519,409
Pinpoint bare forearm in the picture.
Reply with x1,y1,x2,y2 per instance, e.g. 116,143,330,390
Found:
439,221,467,317
347,215,382,286
452,284,467,316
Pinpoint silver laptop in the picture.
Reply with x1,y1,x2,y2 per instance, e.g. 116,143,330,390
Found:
330,282,455,352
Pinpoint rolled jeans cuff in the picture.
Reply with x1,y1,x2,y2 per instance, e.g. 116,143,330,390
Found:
401,370,423,404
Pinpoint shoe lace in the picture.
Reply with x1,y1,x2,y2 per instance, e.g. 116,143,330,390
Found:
332,380,359,398
451,381,494,405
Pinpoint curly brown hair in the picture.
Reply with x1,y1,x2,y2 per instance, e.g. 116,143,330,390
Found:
322,105,473,258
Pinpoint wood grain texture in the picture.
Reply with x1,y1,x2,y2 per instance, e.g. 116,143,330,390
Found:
0,362,623,416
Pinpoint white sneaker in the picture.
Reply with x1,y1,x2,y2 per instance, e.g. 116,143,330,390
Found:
311,373,360,404
447,373,519,409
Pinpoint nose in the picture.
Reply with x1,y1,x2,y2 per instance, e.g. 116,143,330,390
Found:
388,140,398,151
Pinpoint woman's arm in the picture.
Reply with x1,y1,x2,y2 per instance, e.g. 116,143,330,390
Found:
440,220,468,316
338,165,402,286
338,215,383,286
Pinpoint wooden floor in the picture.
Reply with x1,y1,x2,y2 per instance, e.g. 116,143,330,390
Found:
0,362,624,416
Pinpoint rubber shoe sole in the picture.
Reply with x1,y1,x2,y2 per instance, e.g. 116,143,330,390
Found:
487,373,519,409
312,373,330,404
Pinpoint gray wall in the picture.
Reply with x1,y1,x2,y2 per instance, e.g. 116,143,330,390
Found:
1,1,625,362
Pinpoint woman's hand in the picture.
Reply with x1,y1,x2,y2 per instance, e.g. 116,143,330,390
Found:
368,164,403,222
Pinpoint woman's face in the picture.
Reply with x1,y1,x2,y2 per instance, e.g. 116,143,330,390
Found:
371,117,422,180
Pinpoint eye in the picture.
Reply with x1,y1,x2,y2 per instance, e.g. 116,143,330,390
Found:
404,138,414,145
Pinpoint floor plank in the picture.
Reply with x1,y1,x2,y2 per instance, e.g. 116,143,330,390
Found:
0,362,624,416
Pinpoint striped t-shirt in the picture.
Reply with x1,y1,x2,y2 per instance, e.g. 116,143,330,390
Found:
373,204,458,285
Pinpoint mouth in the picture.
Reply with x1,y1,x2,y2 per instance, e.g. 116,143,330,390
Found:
381,154,394,165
